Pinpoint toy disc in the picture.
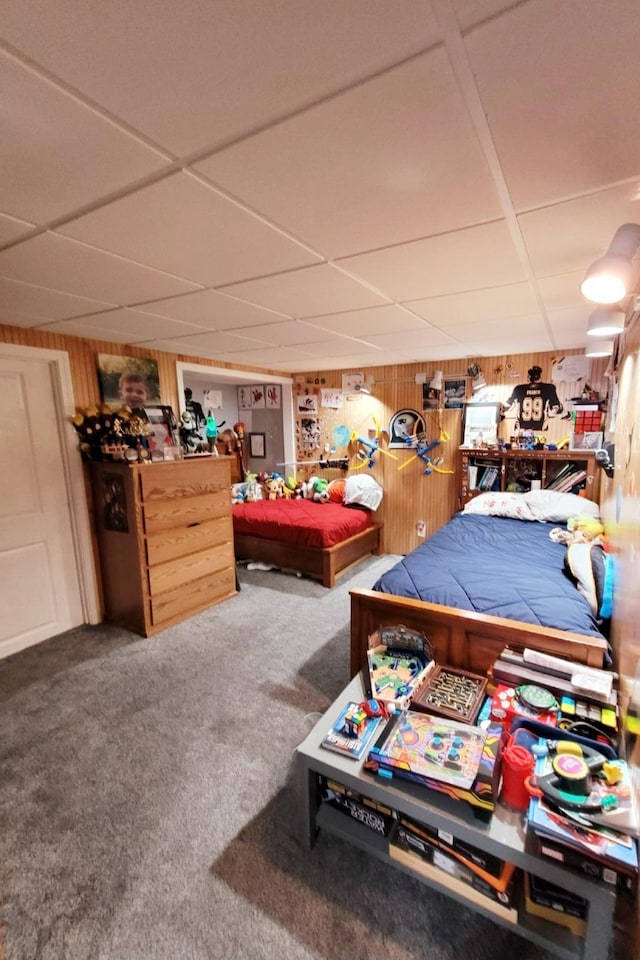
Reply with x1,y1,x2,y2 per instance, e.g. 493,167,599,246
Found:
332,425,351,448
516,684,558,712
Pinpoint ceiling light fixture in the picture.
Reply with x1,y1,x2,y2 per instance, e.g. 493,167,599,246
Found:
586,305,626,337
585,337,614,358
580,223,640,304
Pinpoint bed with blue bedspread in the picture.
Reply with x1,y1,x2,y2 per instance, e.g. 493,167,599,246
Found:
349,492,610,678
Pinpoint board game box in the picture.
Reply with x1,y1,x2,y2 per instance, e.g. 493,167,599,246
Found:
393,815,517,903
317,775,396,836
365,709,503,814
395,812,507,880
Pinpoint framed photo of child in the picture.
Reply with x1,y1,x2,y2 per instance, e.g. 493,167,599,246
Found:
97,354,161,408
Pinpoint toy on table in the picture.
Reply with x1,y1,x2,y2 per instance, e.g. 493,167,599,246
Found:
366,624,434,709
490,683,559,730
412,665,488,724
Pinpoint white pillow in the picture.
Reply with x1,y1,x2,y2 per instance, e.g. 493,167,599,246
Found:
462,492,537,521
344,474,383,511
524,489,600,523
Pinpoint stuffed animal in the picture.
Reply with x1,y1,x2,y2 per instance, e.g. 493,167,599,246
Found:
303,476,329,502
264,476,284,500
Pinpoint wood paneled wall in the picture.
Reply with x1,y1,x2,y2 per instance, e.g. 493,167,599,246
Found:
291,351,608,555
0,323,608,557
0,323,281,414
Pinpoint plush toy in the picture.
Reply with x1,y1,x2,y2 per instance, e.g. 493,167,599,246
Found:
550,513,605,545
264,476,284,500
303,476,329,502
568,514,605,540
231,482,247,504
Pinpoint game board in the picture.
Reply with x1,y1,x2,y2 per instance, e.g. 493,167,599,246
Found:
412,665,487,723
370,711,487,789
367,648,432,703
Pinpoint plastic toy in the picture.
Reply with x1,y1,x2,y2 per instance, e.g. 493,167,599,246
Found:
351,416,399,469
398,427,454,475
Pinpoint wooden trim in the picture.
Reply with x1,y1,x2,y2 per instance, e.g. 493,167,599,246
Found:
234,524,382,588
349,588,609,677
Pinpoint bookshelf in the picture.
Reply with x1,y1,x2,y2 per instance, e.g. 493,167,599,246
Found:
458,449,600,508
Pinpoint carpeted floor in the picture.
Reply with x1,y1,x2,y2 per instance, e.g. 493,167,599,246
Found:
0,556,573,959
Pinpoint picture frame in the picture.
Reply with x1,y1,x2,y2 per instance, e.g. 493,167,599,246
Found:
97,353,161,408
144,404,177,454
265,384,281,409
462,402,501,447
443,377,467,409
249,432,266,458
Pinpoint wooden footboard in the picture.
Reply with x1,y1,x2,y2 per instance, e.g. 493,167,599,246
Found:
350,588,609,676
235,524,381,588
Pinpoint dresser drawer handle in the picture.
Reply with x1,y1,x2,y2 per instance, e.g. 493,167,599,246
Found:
187,521,201,528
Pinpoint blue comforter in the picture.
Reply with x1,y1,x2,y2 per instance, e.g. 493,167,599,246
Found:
373,513,605,639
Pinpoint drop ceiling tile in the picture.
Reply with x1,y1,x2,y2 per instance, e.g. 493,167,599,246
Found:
232,320,350,347
58,172,320,286
357,326,457,352
298,338,385,359
197,47,502,258
211,345,317,366
439,314,549,342
518,184,640,278
536,273,591,314
2,1,438,156
0,233,202,303
134,289,290,330
0,276,115,322
465,1,640,208
139,330,272,354
219,264,388,316
546,306,593,344
301,304,428,337
0,213,35,247
0,306,47,329
0,50,167,224
339,221,524,301
405,282,538,328
40,308,207,342
452,0,519,29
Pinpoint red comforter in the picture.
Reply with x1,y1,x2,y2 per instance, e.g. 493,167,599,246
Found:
232,499,373,549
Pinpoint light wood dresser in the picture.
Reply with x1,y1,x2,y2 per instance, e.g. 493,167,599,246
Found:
90,456,237,636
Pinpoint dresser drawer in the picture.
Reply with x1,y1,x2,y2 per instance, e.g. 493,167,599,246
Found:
147,543,233,596
145,515,232,566
139,458,230,501
150,565,236,626
143,490,229,534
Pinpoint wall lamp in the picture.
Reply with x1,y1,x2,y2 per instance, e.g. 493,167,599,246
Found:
587,305,626,337
585,337,614,358
580,223,640,304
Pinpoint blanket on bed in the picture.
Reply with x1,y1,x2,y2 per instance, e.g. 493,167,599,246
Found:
372,513,605,639
232,499,373,549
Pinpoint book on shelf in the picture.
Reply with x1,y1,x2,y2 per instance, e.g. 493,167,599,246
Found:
479,465,499,490
554,469,587,493
320,701,383,760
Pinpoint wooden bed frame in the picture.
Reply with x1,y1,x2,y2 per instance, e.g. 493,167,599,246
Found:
349,588,609,677
234,523,382,588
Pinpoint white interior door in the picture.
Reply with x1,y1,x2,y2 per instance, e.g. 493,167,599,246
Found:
0,353,84,657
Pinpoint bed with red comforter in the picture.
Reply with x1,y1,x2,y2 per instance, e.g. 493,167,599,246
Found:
232,499,382,587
